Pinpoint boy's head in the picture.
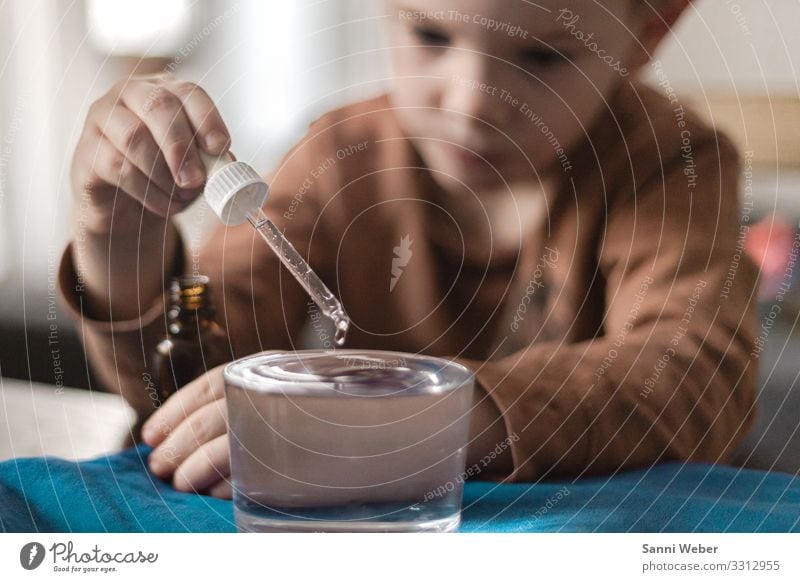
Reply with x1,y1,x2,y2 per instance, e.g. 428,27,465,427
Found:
387,0,691,194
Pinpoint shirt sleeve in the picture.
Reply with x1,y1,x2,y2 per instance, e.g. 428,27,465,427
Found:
56,235,186,417
449,134,759,482
57,120,333,420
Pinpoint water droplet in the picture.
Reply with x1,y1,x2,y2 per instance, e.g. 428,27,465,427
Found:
334,321,348,346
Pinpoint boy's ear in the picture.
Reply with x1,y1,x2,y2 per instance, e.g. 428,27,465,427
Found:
627,0,692,72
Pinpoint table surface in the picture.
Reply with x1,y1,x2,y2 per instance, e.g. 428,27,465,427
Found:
3,443,799,532
0,376,134,462
2,379,799,533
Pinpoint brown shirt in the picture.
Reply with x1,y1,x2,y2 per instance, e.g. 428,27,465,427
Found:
58,81,759,482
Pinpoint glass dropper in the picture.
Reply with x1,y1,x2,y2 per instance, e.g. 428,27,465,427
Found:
199,151,350,346
243,205,350,346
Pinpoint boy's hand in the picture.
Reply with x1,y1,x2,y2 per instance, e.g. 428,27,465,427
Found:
141,364,232,499
72,74,231,234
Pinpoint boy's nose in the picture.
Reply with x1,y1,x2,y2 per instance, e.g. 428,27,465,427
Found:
442,55,510,137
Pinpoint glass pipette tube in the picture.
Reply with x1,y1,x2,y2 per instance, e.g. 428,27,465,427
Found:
243,205,350,346
201,150,350,347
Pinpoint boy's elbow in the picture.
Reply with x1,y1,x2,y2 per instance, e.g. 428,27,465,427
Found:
613,346,759,470
653,345,758,466
690,357,759,464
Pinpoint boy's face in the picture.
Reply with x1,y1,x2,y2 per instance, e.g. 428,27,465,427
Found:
388,0,645,193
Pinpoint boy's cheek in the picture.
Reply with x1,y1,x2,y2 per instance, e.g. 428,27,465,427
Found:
390,72,439,111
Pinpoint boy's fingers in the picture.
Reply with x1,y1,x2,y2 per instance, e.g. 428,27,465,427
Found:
205,479,232,500
91,99,176,196
172,434,231,493
91,137,179,217
142,365,226,446
165,80,230,155
148,399,228,478
120,81,206,189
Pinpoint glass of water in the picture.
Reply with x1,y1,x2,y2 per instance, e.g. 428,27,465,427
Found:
224,349,475,532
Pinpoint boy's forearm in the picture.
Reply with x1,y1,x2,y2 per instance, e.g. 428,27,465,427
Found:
467,388,514,477
71,211,181,321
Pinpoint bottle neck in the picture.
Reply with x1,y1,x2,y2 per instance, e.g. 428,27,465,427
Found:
168,276,217,330
168,305,216,326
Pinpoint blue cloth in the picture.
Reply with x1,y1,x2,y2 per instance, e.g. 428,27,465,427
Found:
1,445,798,532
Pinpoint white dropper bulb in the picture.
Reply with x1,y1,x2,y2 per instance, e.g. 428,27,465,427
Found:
199,150,269,226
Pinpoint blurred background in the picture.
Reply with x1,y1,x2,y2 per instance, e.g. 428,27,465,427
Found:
0,0,799,471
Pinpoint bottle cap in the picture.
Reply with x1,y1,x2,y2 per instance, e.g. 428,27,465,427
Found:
200,151,269,226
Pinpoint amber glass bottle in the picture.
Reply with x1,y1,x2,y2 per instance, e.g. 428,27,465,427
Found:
152,275,229,405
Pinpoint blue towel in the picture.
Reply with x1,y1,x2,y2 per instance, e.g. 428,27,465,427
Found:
1,445,798,532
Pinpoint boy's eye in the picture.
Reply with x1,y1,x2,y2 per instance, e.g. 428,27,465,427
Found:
521,49,566,68
412,26,451,47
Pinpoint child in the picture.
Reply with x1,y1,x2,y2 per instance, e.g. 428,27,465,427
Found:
59,0,757,498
